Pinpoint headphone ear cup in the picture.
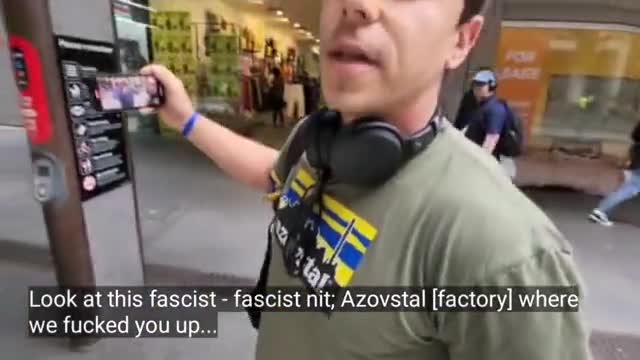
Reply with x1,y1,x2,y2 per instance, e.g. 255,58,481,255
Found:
330,122,405,187
305,110,341,171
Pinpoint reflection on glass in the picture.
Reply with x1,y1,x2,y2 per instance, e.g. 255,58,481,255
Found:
542,75,640,141
497,25,640,144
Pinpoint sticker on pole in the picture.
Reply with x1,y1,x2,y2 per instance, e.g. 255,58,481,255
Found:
9,36,54,145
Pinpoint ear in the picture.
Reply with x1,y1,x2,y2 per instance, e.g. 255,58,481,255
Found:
445,15,485,70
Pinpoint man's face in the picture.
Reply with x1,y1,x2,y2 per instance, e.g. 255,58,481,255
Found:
472,82,492,100
319,0,483,122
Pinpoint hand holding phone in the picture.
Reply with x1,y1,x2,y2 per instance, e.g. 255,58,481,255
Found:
93,74,166,112
139,64,196,131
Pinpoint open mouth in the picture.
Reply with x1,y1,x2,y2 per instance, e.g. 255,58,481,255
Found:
328,47,378,66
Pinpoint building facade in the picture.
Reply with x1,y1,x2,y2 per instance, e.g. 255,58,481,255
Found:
3,0,640,160
494,0,640,157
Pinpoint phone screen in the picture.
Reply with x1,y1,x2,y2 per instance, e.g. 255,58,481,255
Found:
93,74,165,112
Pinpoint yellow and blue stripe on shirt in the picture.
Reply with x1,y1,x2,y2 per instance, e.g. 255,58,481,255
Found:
278,167,379,288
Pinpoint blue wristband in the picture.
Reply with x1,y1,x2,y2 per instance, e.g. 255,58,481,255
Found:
182,112,199,137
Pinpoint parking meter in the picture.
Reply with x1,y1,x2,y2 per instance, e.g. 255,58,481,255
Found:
1,0,144,300
32,152,68,205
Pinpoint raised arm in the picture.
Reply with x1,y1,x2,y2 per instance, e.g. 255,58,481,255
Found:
141,64,278,192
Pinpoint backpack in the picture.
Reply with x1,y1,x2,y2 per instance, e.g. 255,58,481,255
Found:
629,121,640,170
497,100,524,158
632,121,640,144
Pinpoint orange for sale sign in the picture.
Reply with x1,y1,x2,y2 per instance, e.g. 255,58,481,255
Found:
496,29,550,139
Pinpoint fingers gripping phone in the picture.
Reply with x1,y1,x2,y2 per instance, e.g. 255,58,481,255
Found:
90,74,165,112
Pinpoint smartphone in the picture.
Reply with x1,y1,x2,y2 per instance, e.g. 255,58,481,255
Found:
91,74,165,112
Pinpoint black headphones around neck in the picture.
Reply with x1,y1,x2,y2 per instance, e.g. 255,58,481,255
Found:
301,107,442,188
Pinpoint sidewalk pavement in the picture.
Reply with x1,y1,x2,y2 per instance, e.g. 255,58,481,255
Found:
2,257,638,360
523,189,640,335
0,259,257,360
1,124,640,358
0,122,293,279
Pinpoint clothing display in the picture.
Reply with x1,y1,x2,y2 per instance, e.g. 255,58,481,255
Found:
283,84,305,121
150,9,310,122
241,76,254,112
302,78,321,116
251,77,264,111
239,75,266,112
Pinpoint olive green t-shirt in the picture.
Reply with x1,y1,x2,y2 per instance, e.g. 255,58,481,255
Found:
257,120,592,360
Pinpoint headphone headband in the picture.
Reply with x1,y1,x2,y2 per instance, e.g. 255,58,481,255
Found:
402,107,442,158
304,107,443,188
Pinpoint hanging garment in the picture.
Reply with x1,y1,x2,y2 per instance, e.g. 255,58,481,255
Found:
241,76,253,112
283,84,306,122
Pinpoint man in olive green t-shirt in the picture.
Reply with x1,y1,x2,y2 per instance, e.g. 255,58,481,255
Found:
143,0,592,359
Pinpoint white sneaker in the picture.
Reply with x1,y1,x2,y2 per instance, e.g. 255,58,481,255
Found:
589,209,613,227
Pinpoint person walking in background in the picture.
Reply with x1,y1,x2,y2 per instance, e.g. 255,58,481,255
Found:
464,70,507,156
462,69,523,179
268,67,286,127
589,120,640,226
454,67,494,132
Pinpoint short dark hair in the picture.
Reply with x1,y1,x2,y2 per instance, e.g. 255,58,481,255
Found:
459,0,488,24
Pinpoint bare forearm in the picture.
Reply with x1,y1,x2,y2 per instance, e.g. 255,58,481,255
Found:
187,114,278,192
139,64,279,191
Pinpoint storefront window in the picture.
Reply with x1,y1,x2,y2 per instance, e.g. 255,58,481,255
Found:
543,75,640,140
496,22,640,145
113,0,151,71
113,0,157,133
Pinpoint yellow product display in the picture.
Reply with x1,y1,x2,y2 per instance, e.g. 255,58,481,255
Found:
150,12,168,30
161,54,179,74
206,34,239,55
207,75,240,99
210,54,239,74
163,55,190,75
180,57,197,75
151,11,191,33
179,74,198,97
176,33,193,54
152,30,168,54
151,11,195,140
171,12,191,33
159,120,181,139
158,32,190,54
153,53,169,66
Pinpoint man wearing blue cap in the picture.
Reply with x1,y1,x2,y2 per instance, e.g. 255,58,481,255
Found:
463,69,508,157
